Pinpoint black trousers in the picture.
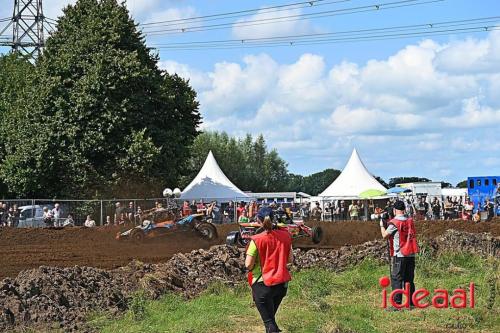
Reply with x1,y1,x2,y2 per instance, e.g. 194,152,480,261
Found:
252,282,287,333
391,256,415,306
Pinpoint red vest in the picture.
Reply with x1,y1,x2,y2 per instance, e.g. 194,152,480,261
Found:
250,229,292,287
388,217,419,256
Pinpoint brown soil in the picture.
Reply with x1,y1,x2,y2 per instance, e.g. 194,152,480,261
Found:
0,220,498,280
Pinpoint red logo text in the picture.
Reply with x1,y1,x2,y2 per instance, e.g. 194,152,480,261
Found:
379,276,475,309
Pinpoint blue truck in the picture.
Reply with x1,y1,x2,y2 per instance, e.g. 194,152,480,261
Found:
467,176,500,216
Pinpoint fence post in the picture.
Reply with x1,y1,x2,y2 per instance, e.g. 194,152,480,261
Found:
100,200,103,226
31,199,35,228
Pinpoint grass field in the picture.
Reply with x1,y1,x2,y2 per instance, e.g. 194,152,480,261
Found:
91,251,499,333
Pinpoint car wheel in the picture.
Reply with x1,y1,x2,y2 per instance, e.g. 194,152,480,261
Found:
130,228,145,243
197,222,218,241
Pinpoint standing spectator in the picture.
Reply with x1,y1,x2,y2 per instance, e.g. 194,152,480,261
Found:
358,200,365,221
463,198,474,221
126,202,135,222
189,200,197,214
114,202,125,225
431,198,441,220
206,201,220,223
197,200,207,215
182,201,191,217
332,200,340,221
384,200,395,220
51,203,62,227
224,201,235,223
326,202,333,221
0,203,8,227
42,207,54,227
311,202,322,220
237,201,246,220
484,198,494,221
339,201,347,220
348,200,359,221
84,215,96,228
105,215,112,226
300,203,309,219
11,204,20,228
134,206,143,225
248,200,258,219
6,207,15,227
443,198,453,220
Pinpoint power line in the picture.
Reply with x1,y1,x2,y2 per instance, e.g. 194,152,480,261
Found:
142,0,444,36
140,0,347,26
140,0,353,28
152,16,500,47
150,21,499,50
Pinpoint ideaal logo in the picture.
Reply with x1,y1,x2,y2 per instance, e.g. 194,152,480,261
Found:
379,276,475,309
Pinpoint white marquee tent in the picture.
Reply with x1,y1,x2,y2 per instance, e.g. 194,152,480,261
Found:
319,149,387,199
180,151,249,201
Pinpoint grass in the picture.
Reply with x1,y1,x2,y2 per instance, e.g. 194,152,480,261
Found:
91,252,499,333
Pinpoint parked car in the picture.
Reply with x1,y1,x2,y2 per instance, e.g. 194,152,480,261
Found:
17,204,54,228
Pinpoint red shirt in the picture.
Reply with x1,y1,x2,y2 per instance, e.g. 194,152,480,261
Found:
237,206,246,218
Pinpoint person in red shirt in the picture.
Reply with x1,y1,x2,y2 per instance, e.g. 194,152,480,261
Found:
196,200,207,215
236,201,246,219
245,212,293,333
182,201,191,217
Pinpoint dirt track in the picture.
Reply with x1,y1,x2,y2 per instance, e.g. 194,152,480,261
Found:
0,220,499,280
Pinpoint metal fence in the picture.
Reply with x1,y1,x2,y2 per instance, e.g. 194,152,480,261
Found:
0,196,255,227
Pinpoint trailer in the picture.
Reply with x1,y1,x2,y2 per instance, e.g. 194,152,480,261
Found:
467,176,500,215
397,182,442,201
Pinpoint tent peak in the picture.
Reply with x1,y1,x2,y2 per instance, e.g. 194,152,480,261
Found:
319,149,386,198
180,151,248,200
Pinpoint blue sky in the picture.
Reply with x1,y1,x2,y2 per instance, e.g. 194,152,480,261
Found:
1,0,500,185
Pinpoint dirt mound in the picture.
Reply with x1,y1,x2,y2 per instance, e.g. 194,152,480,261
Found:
0,230,498,332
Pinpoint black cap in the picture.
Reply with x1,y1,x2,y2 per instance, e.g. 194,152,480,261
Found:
393,200,406,211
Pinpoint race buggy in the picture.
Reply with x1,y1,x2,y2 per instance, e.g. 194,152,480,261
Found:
226,209,323,247
116,200,217,243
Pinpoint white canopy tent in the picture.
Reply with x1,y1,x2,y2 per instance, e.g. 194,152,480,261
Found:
319,149,387,199
180,151,249,201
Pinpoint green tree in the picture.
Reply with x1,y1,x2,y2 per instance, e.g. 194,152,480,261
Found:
375,176,389,188
456,180,467,188
0,53,34,197
301,169,341,196
0,0,200,198
388,177,431,188
185,131,289,192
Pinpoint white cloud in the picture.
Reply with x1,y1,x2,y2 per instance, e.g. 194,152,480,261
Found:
162,30,500,183
434,30,500,74
442,97,500,128
232,8,319,40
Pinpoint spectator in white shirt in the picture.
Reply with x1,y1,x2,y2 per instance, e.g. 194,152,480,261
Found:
51,203,62,227
84,215,96,228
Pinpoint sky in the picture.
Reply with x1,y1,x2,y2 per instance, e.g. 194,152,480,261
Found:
1,0,499,185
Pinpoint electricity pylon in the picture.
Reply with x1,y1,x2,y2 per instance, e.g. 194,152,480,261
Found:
0,0,49,60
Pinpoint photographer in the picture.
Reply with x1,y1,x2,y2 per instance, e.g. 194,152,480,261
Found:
245,210,293,333
379,200,419,309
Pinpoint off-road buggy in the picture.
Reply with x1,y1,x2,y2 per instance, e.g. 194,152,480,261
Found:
226,209,323,247
116,199,217,243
